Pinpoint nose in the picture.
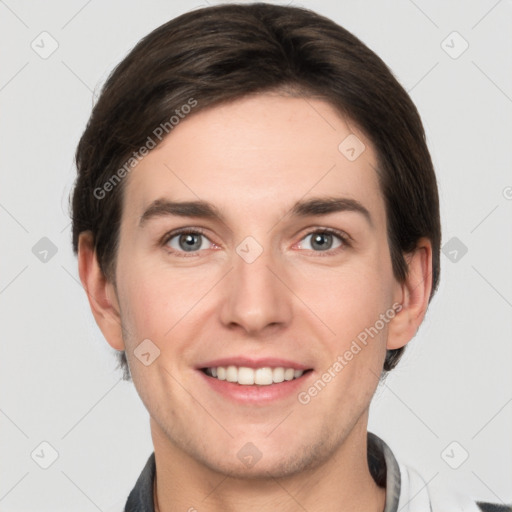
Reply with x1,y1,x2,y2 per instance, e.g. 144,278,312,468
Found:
218,240,294,335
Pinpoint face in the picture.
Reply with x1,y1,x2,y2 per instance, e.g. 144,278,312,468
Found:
112,93,402,478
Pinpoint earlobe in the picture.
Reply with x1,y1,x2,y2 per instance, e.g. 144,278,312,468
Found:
386,238,433,350
77,232,125,351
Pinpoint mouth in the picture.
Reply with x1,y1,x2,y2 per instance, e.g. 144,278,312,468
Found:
200,366,313,386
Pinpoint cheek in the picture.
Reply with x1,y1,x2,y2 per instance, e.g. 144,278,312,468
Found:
116,259,212,341
301,262,391,336
114,260,164,344
119,282,171,344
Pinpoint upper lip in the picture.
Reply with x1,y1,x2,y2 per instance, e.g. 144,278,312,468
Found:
197,357,312,371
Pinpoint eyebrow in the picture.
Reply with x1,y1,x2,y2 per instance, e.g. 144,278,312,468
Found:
139,196,373,228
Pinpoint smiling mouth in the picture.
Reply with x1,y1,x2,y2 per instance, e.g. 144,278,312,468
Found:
201,366,313,386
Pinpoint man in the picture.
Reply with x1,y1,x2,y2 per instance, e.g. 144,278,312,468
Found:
71,3,511,511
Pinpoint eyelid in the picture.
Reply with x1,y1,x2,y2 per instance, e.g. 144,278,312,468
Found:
160,226,351,256
160,227,217,255
294,227,351,252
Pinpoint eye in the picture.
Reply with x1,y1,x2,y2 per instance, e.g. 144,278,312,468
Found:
163,229,214,255
297,229,349,253
161,227,350,257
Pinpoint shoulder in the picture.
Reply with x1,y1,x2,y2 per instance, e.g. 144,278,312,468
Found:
367,433,511,512
476,503,512,512
124,452,156,512
396,458,511,512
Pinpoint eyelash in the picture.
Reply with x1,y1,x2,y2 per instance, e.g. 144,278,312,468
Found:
160,227,351,258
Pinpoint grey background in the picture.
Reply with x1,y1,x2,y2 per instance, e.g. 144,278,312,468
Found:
1,0,511,510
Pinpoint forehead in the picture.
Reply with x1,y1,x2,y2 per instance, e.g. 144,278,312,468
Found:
122,93,385,228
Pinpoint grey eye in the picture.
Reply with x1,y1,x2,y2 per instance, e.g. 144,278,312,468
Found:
300,232,342,251
167,232,211,252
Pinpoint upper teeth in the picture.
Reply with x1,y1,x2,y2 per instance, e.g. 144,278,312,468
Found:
205,366,304,386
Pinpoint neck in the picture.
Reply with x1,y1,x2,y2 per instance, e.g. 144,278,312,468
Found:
151,415,386,512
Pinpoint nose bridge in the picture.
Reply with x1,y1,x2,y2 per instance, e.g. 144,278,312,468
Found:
219,235,293,333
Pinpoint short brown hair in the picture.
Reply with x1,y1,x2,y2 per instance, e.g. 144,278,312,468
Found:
71,2,441,381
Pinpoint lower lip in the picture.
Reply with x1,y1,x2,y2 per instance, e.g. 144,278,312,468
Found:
197,369,313,404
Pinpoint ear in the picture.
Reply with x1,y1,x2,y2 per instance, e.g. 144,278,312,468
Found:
77,231,125,351
387,237,433,350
